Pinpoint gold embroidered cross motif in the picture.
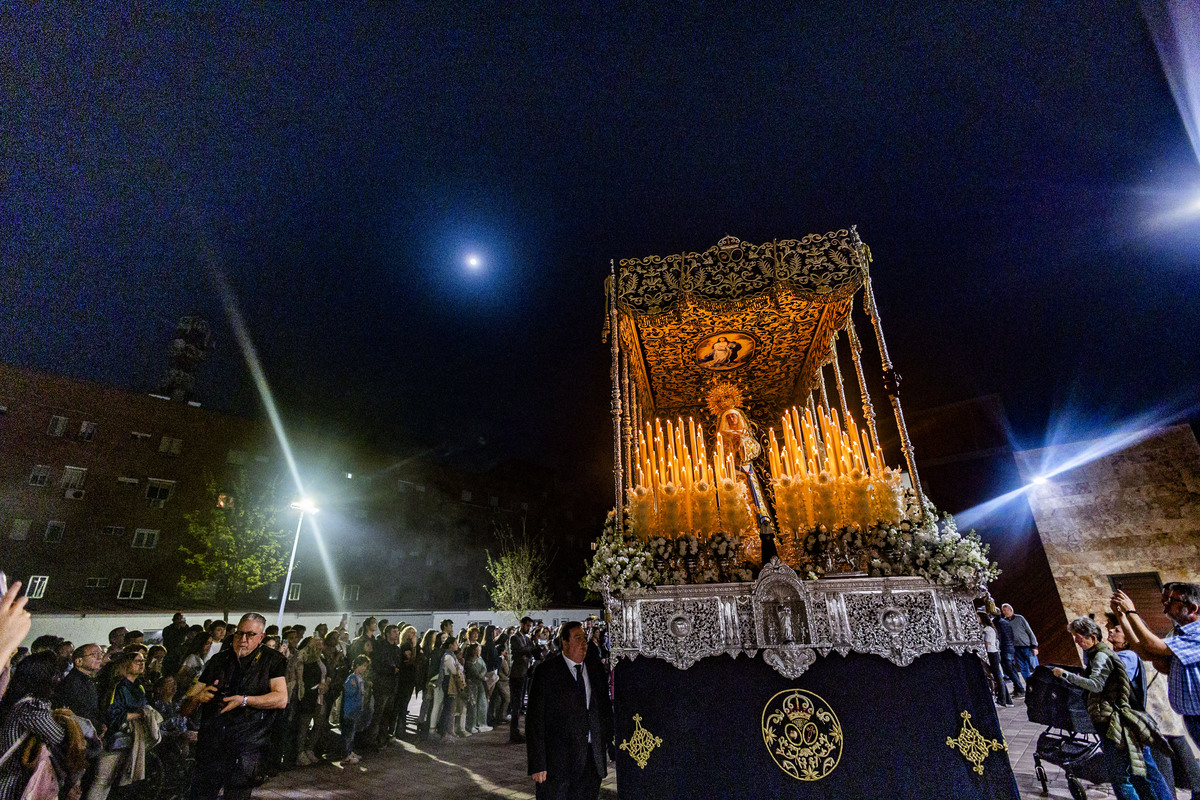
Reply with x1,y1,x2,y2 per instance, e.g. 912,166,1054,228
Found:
619,714,663,769
946,710,1007,775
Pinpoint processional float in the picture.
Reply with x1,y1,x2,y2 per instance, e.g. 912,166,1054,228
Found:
588,232,1017,799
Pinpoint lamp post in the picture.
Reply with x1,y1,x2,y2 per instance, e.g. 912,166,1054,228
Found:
278,498,318,630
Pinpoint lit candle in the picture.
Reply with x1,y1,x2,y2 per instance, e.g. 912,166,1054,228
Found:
769,428,782,478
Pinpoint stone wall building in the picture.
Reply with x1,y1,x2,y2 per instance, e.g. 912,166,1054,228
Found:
1014,424,1200,637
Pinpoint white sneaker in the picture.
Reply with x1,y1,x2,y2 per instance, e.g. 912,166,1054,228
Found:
478,725,492,732
344,753,361,764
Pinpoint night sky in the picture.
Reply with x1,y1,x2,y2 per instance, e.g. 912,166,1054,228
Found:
4,4,1199,495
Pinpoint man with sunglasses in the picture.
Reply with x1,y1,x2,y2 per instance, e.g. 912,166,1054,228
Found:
1111,582,1200,747
181,613,288,800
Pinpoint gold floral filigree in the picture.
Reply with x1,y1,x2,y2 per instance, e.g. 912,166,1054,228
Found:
761,689,843,781
946,711,1007,775
619,714,663,770
612,234,868,424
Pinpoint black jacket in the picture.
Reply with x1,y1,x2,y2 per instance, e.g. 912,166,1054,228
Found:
995,616,1016,653
54,668,101,729
371,640,402,695
525,653,613,783
509,632,537,679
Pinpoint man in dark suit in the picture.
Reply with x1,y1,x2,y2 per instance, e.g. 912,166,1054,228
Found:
526,621,613,800
509,616,537,743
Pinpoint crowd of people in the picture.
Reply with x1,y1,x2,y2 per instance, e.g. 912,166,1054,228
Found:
3,574,1197,800
0,580,613,800
979,586,1200,800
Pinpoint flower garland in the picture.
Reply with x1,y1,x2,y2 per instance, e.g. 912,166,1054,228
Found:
864,513,999,592
797,495,999,591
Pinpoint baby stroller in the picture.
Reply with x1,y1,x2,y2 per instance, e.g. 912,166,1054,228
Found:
1026,665,1108,800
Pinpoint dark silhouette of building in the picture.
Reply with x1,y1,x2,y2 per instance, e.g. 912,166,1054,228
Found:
0,361,558,614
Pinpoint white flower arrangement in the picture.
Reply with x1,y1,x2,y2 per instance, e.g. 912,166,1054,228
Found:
647,536,671,562
676,533,700,558
708,532,735,559
798,496,999,591
581,510,662,595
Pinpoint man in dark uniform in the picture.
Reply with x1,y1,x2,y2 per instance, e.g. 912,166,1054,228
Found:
526,621,613,800
181,613,287,800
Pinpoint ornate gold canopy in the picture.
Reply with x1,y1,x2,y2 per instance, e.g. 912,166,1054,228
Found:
613,231,869,423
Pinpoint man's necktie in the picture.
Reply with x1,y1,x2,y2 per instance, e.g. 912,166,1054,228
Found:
575,663,587,709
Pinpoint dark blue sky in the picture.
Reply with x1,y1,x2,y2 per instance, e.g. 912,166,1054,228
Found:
4,3,1198,482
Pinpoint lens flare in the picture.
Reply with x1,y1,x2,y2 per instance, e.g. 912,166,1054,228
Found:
203,254,346,614
954,398,1198,531
1143,0,1200,165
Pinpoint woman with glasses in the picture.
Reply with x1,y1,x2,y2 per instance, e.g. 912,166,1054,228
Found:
1052,617,1173,800
86,651,149,800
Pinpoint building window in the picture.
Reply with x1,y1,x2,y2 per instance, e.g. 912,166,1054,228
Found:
342,584,360,602
288,583,302,601
461,490,472,502
117,578,147,600
145,480,175,507
226,450,248,465
44,521,65,543
47,416,68,436
103,525,125,537
131,528,159,549
10,519,31,540
29,465,52,487
85,577,109,589
79,421,97,441
26,576,48,599
61,466,87,489
158,436,183,456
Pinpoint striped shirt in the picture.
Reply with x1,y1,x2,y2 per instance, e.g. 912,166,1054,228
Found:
0,698,66,800
1166,619,1200,716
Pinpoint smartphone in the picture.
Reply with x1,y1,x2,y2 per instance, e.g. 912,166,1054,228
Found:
0,571,7,596
1114,581,1122,592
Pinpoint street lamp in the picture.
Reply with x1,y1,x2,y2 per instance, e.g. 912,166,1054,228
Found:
279,498,319,630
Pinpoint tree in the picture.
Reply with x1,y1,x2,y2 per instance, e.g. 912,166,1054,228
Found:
179,470,289,619
485,522,553,619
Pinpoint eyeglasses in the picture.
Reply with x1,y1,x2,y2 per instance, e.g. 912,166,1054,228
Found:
1163,596,1186,607
231,630,263,639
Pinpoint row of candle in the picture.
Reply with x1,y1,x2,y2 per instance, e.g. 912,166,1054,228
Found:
626,406,908,540
768,405,906,531
628,417,755,539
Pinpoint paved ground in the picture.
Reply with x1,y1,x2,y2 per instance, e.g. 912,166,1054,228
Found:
254,694,1179,800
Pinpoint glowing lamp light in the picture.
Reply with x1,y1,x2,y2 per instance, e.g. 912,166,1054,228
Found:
466,254,481,269
1031,476,1048,486
290,498,319,514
